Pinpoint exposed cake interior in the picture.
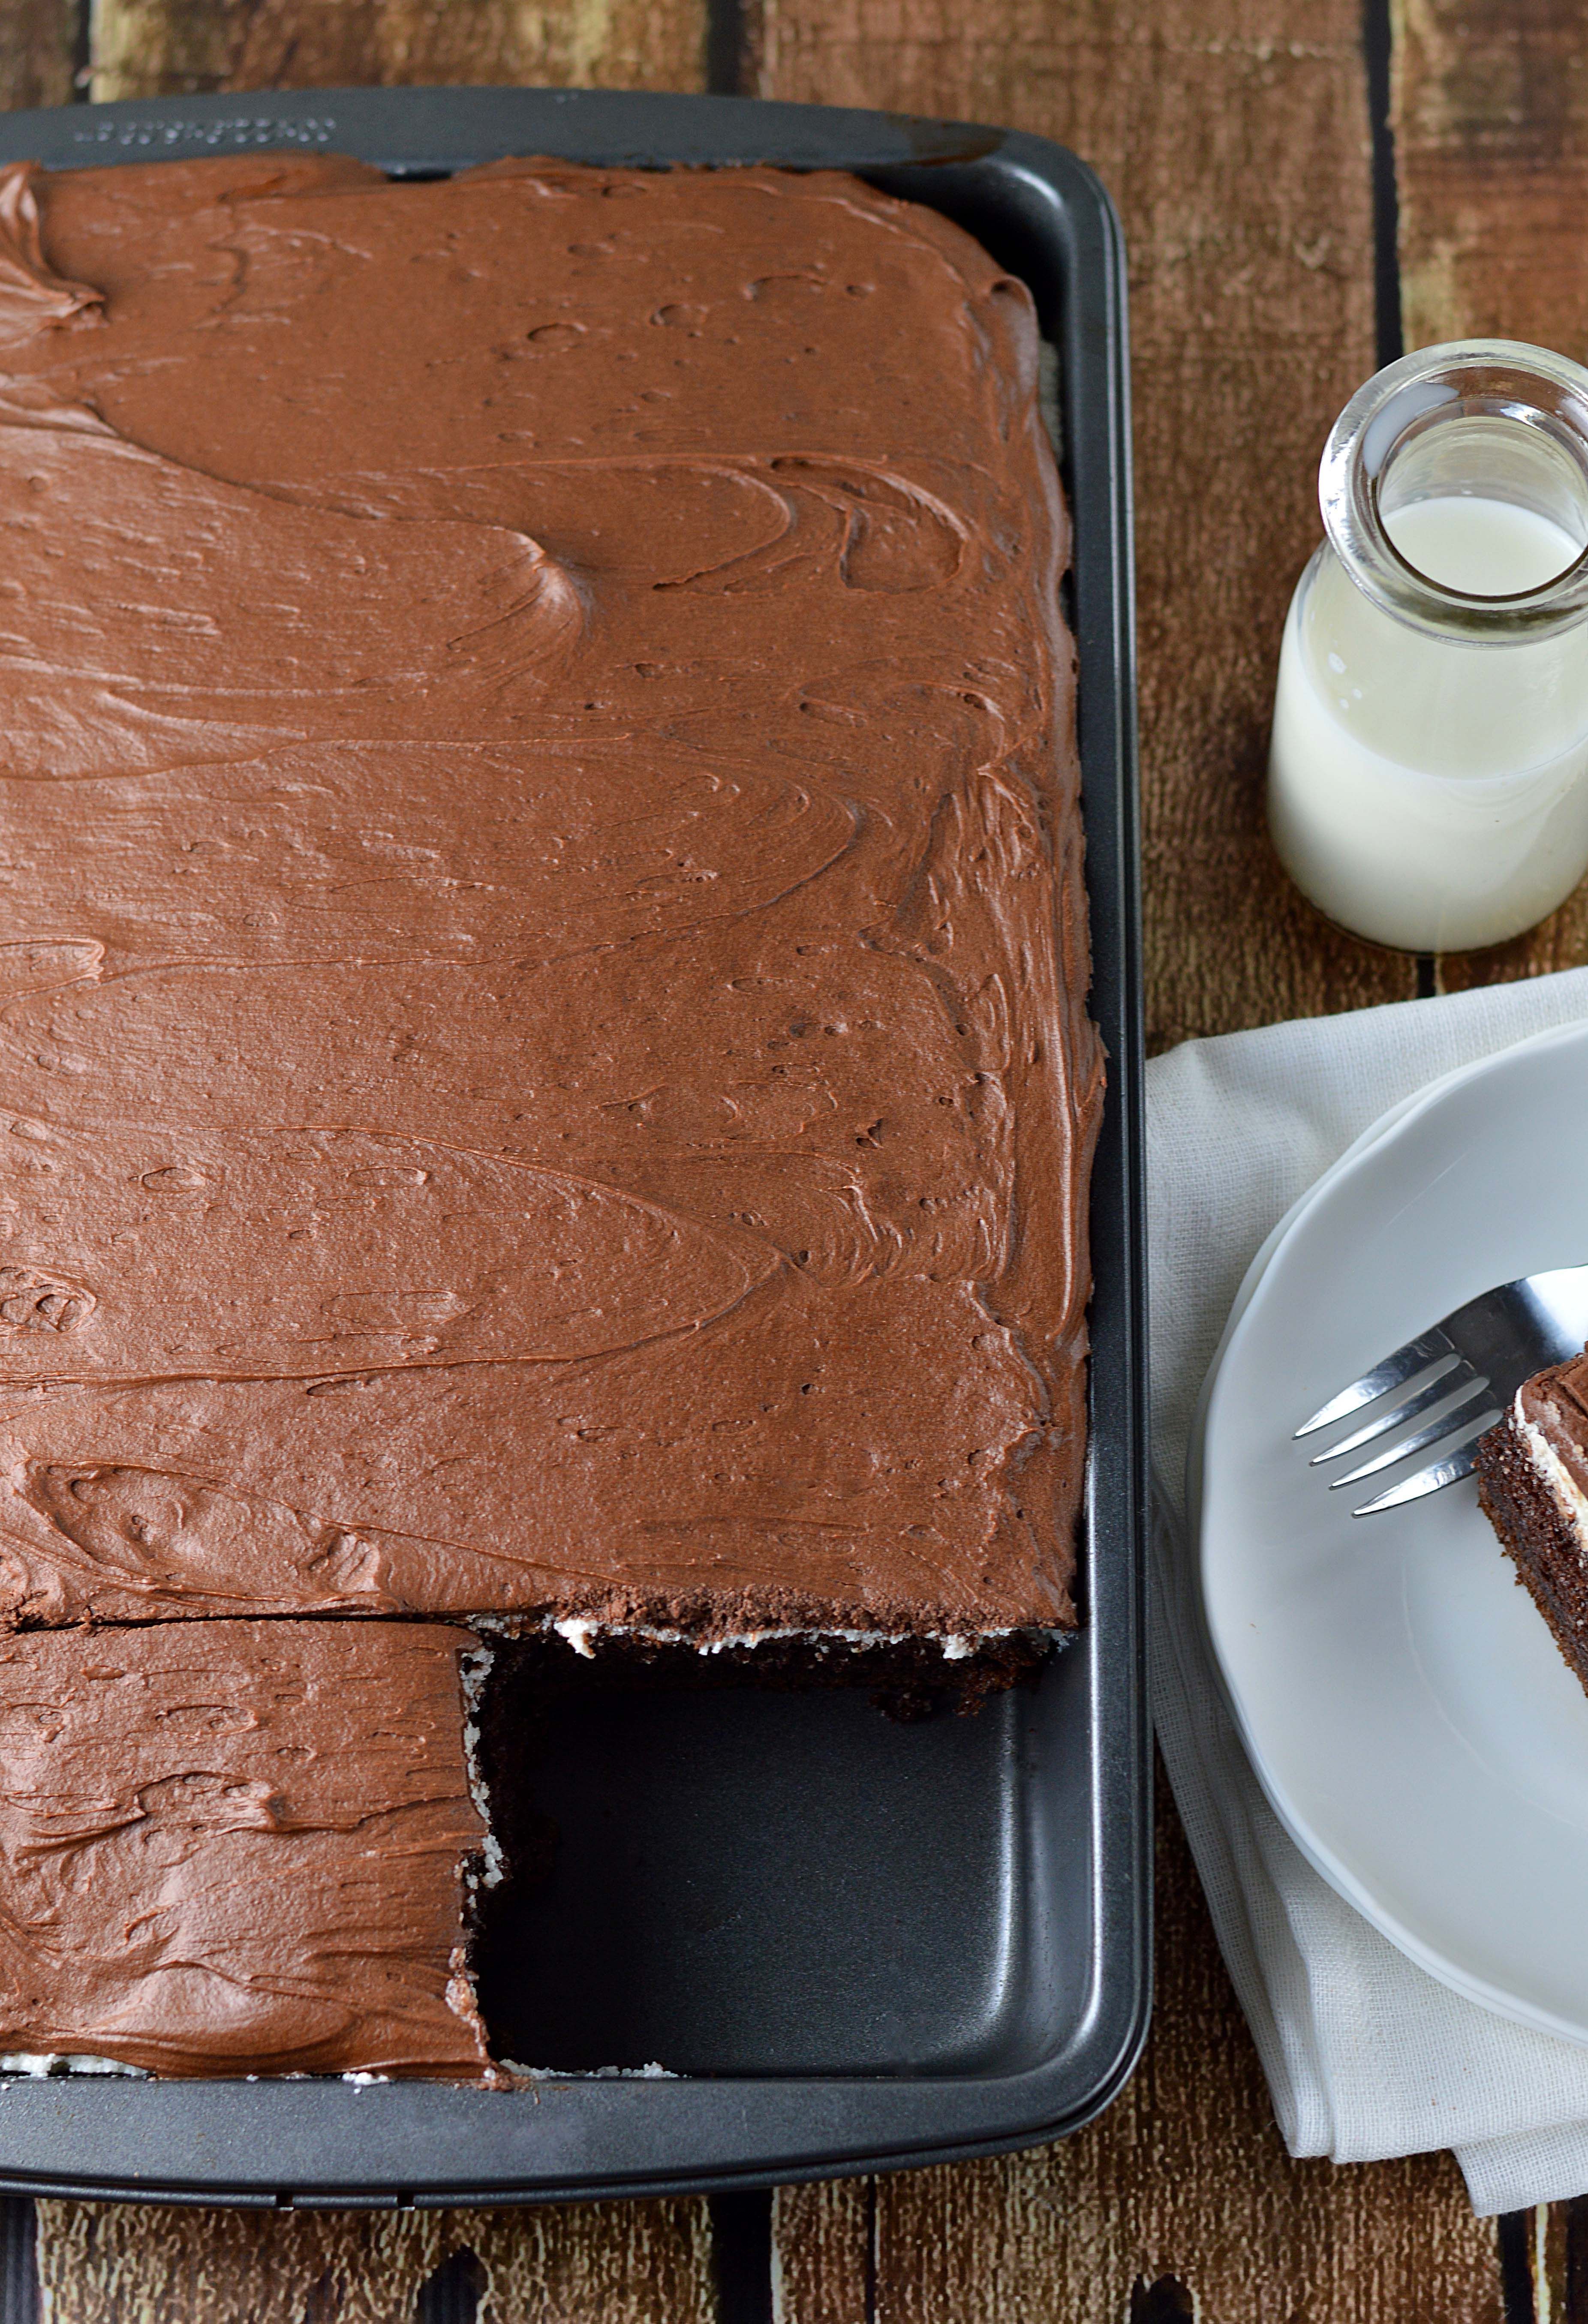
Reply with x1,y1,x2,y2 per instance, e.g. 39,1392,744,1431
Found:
1477,1355,1588,1691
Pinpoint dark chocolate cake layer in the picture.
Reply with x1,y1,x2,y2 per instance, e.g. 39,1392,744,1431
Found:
1478,1354,1588,1693
0,155,1100,1642
0,1619,491,2078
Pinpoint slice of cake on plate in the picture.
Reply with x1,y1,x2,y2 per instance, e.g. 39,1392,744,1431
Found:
1478,1355,1588,1690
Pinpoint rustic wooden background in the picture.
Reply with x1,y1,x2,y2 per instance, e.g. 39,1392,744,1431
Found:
0,0,1579,2314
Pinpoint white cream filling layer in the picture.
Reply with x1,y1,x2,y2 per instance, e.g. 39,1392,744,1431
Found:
545,1615,1020,1663
0,2061,442,2091
1518,1393,1588,1559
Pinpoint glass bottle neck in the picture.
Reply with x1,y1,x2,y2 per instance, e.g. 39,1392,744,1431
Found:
1321,340,1588,643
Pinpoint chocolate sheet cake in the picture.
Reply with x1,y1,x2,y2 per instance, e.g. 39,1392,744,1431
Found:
1478,1355,1588,1691
0,152,1101,1652
0,1620,492,2078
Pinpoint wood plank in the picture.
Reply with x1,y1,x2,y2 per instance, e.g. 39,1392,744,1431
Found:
752,0,1418,1049
0,2,75,114
90,0,708,103
773,1774,1506,2324
773,2179,870,2324
1394,0,1588,998
32,2196,716,2324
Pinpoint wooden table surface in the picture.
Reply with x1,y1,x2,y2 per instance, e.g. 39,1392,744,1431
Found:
0,0,1579,2315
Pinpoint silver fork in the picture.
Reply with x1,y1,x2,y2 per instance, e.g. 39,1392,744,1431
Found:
1296,1266,1588,1516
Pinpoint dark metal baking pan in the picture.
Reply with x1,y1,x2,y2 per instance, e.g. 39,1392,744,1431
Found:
0,83,1147,2204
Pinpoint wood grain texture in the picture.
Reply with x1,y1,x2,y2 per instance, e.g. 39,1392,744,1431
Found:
773,1773,1507,2324
773,2178,870,2324
32,2195,716,2324
1395,0,1588,360
752,0,1417,1047
0,1,75,112
90,0,707,103
1394,0,1588,997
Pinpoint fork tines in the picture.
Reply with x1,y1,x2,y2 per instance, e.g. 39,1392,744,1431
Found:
1294,1328,1459,1438
1295,1263,1588,1519
1296,1329,1502,1517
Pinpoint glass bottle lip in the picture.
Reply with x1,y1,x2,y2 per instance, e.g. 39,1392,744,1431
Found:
1320,338,1588,641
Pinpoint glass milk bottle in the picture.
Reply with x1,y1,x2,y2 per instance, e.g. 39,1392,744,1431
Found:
1267,340,1588,952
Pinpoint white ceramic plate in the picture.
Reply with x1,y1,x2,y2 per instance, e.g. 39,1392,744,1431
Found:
1197,1018,1588,2042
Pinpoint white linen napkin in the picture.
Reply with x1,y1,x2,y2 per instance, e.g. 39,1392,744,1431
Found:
1147,964,1588,2215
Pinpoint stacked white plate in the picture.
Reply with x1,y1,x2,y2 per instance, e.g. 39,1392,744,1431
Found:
1196,1019,1588,2043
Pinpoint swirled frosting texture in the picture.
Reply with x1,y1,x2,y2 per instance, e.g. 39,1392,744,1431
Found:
0,154,1100,1638
0,1619,490,2077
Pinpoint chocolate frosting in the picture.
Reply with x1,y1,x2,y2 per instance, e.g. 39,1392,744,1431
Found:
0,155,1100,1637
0,1618,489,2078
1521,1356,1588,1501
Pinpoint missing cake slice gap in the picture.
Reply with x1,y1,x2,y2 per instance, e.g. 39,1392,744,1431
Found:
1477,1353,1588,1690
